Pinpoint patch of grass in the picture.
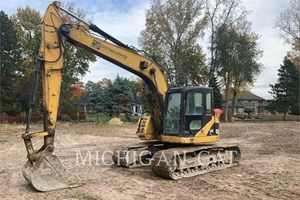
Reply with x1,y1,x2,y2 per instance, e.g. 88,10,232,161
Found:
86,114,111,123
235,114,300,122
0,137,8,143
119,115,140,123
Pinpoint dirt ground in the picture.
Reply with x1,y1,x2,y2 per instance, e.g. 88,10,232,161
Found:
0,121,299,200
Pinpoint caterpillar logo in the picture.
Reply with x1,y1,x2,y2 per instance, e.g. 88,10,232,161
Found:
91,39,101,50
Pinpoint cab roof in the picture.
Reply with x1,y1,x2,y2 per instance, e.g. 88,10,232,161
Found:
167,86,212,93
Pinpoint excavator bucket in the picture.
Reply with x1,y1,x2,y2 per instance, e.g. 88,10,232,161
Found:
22,155,84,192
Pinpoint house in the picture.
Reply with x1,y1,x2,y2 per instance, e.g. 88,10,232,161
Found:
227,92,268,115
132,96,143,116
76,93,92,113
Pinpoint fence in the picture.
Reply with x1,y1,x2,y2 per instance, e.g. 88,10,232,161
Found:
0,114,86,124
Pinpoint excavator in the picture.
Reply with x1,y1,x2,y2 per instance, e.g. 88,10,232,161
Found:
22,1,241,192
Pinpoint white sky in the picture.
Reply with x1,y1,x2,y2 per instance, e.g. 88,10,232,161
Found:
0,0,292,99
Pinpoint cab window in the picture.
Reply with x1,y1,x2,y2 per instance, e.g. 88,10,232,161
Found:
186,92,203,115
164,93,181,134
206,93,212,114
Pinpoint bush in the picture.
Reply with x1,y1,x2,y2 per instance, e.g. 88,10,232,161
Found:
131,115,140,123
60,98,78,116
291,105,300,115
235,114,246,119
98,115,111,123
1,106,21,116
119,115,140,123
60,115,73,122
244,108,253,118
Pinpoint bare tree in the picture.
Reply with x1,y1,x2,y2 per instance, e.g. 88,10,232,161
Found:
204,0,249,75
275,0,300,45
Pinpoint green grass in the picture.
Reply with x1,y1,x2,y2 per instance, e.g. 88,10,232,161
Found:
119,115,140,123
234,114,300,122
0,137,8,143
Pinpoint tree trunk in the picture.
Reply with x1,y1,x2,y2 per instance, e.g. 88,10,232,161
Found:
283,112,286,121
210,31,214,75
224,82,230,122
231,89,238,122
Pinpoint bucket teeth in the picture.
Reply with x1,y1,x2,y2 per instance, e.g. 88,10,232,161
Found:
22,155,84,192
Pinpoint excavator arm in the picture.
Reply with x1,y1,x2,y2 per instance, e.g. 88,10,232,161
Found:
22,1,167,191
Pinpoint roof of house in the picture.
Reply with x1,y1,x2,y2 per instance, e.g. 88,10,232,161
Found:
237,92,265,101
76,93,92,104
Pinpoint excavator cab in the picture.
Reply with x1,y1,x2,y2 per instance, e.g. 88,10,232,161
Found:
164,86,215,137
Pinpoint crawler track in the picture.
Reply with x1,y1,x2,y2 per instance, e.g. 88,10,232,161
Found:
113,143,241,179
151,145,241,179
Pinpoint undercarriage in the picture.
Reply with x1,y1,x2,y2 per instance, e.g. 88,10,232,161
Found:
112,142,241,179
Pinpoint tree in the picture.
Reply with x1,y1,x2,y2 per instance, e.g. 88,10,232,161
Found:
0,11,23,115
180,44,208,85
214,22,262,122
204,0,249,114
230,22,262,117
129,78,151,114
269,57,300,119
275,0,300,45
139,0,207,86
90,76,133,117
208,75,223,108
11,6,96,115
70,84,87,100
109,75,133,116
85,81,96,92
90,81,109,114
287,39,300,70
11,7,41,75
204,0,249,75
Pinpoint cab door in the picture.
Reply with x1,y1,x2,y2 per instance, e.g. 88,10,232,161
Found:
184,90,213,136
184,90,203,136
202,92,213,127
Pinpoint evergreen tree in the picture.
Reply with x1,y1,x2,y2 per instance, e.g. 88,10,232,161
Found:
0,11,22,115
209,75,223,109
109,75,133,116
90,82,108,114
90,76,133,117
269,57,300,119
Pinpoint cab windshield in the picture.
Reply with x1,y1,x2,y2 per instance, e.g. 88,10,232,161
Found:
164,93,181,135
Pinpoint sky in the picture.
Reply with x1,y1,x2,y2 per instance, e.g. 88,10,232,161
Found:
0,0,292,99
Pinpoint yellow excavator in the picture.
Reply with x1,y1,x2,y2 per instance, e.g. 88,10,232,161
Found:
22,1,240,192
